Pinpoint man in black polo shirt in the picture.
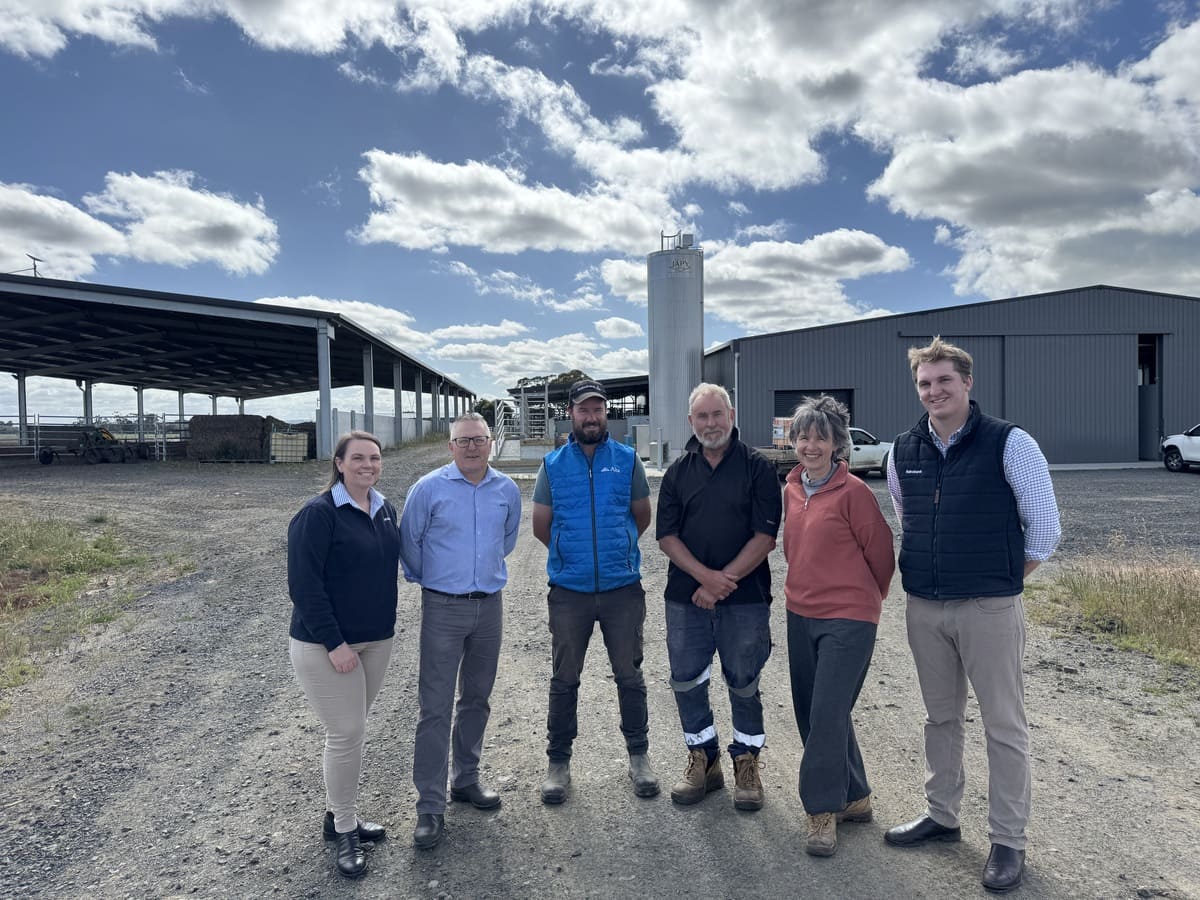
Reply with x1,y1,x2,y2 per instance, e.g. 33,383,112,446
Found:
656,382,782,811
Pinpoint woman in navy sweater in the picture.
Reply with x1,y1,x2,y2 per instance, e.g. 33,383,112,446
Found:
287,431,400,879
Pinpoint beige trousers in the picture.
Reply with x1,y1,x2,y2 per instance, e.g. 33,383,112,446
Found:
905,594,1030,850
289,637,393,834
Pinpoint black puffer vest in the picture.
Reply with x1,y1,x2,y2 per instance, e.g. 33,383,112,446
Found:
894,402,1024,600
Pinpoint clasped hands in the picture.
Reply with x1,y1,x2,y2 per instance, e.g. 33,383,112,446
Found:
691,568,738,609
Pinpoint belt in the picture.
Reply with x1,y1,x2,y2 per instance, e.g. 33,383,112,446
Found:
427,588,494,600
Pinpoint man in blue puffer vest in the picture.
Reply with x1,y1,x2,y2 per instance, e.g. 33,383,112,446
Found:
532,379,657,804
883,337,1060,895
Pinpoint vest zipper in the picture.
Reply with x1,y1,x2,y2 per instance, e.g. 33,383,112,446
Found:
588,457,600,593
932,454,944,598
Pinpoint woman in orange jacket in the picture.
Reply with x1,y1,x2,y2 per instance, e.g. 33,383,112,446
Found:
782,394,895,858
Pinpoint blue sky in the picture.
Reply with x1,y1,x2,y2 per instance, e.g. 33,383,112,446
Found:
2,0,1198,421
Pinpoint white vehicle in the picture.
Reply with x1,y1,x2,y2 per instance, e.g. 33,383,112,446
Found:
1161,424,1200,472
848,427,892,477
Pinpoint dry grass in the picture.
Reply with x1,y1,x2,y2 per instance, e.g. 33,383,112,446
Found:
1039,548,1200,667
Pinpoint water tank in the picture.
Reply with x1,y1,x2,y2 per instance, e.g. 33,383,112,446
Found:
647,243,703,465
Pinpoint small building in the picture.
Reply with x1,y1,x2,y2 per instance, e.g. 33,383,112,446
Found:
704,284,1200,463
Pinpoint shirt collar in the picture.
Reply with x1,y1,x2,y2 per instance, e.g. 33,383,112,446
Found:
331,481,386,517
445,461,494,484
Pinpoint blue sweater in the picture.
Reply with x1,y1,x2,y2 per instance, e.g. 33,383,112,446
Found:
287,490,401,649
544,434,641,593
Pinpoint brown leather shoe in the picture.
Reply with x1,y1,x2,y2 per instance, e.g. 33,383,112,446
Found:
670,749,724,805
982,843,1025,893
837,795,873,823
731,753,764,811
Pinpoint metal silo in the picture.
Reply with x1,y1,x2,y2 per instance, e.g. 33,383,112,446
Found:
647,232,703,465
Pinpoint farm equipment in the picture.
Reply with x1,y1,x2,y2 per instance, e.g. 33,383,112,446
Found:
37,425,133,465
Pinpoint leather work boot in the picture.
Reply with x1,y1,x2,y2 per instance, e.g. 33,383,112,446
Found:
540,761,571,805
627,753,660,798
731,753,764,811
806,812,837,857
670,749,724,805
837,794,873,823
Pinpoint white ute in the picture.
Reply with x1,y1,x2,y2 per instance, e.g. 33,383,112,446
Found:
1161,424,1200,472
848,427,892,476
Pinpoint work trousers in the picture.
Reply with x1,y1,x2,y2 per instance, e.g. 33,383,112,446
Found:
787,612,876,814
289,636,393,835
906,593,1031,850
665,600,771,759
413,589,503,814
546,582,649,761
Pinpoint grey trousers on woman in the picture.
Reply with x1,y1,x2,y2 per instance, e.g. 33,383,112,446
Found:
413,589,503,815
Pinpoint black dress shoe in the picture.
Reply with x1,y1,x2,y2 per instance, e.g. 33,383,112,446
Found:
323,811,386,843
450,782,502,809
884,815,962,847
413,813,445,850
982,843,1025,893
334,831,367,879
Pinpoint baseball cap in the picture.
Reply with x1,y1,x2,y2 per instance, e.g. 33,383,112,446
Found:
568,379,607,404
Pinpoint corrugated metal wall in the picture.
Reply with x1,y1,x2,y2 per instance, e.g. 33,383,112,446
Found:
709,286,1200,463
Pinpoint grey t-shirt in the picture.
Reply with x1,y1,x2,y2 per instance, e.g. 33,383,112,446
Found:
533,454,650,505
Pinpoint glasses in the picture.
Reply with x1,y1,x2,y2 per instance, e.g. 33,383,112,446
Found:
452,436,491,447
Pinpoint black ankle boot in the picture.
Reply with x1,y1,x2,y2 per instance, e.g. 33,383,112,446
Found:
335,830,367,878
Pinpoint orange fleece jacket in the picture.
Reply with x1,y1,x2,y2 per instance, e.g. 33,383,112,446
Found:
782,460,896,624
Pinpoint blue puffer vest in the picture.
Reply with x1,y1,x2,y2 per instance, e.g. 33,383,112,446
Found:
894,402,1024,600
544,434,641,593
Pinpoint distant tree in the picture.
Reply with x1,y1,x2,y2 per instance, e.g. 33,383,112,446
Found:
549,369,592,389
473,398,496,426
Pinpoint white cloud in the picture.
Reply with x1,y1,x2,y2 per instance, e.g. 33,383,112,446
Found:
356,150,672,255
83,170,279,275
430,319,529,341
735,220,790,242
0,182,127,278
442,260,603,310
594,316,644,338
865,59,1200,298
602,230,907,332
437,331,647,388
255,295,437,352
947,35,1025,80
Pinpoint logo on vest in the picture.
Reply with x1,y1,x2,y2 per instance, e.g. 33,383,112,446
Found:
904,469,923,475
599,466,623,474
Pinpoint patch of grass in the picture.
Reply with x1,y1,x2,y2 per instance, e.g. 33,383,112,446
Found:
1046,550,1199,667
0,513,143,705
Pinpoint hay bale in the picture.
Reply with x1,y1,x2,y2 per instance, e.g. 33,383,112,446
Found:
187,415,267,461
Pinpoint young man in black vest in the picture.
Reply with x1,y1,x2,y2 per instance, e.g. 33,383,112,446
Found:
884,337,1060,894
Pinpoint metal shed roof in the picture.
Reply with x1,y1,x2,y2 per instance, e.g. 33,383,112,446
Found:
0,273,471,400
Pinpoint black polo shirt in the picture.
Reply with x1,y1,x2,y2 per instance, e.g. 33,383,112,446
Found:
656,428,782,606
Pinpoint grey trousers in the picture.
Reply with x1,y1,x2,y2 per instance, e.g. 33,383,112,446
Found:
905,593,1030,850
413,589,503,814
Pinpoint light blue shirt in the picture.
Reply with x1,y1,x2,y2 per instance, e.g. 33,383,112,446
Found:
399,462,522,594
331,481,387,518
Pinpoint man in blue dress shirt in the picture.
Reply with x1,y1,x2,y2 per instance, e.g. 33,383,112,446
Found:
400,412,522,850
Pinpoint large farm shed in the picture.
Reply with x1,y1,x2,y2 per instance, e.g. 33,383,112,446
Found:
0,273,473,459
704,285,1200,464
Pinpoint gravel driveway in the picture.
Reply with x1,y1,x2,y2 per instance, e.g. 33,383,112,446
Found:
0,453,1197,900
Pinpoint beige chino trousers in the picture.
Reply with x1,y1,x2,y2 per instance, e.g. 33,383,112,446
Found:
905,594,1030,850
290,637,393,834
